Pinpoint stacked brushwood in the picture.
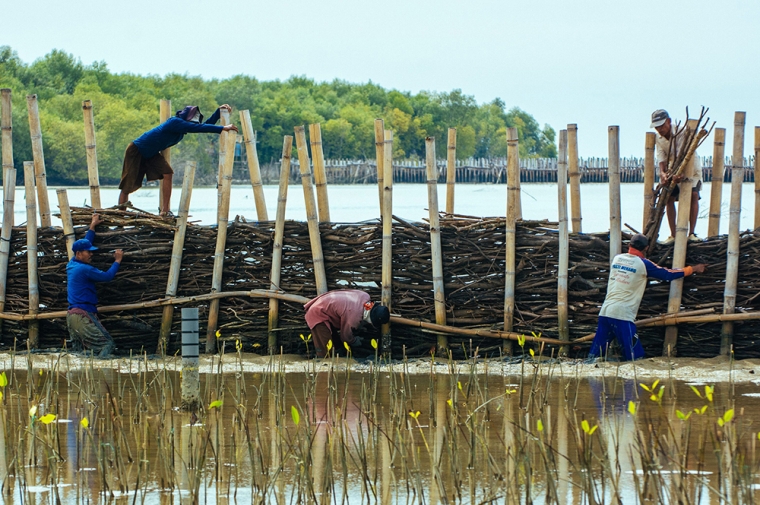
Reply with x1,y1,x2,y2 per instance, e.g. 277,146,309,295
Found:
1,207,759,358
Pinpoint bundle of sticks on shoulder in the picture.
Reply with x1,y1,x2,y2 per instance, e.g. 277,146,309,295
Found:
643,107,715,252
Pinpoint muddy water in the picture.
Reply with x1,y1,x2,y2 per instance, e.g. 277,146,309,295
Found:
0,362,758,504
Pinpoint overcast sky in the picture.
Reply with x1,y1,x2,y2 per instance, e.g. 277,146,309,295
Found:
3,0,759,157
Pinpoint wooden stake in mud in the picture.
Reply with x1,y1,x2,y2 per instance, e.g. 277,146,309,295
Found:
23,162,39,348
374,119,385,214
158,99,171,212
158,161,196,354
1,89,12,185
425,137,447,354
309,123,330,222
707,128,726,237
56,189,75,260
608,126,621,261
26,95,52,225
380,129,394,353
662,120,699,356
754,127,760,230
294,126,328,294
267,136,293,354
240,110,268,221
503,127,520,356
557,130,569,353
721,111,746,355
567,124,582,233
446,128,457,214
205,130,237,354
81,99,102,210
180,307,200,411
0,167,16,330
642,132,656,230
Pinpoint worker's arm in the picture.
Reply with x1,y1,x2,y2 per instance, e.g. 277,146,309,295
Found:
643,259,706,281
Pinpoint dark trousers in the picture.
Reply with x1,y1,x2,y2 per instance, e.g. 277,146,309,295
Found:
588,316,644,361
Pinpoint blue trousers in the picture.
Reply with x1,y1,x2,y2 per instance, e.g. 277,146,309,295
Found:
588,316,644,361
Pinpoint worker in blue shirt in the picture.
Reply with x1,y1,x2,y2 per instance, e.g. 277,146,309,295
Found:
66,214,123,357
117,104,239,217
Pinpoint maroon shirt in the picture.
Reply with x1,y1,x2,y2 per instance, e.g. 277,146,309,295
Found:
304,290,370,344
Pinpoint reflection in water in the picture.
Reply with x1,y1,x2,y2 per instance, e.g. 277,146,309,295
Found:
0,359,756,503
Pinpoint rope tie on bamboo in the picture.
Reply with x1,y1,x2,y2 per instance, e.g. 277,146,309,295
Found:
30,134,42,140
0,126,10,131
85,144,96,149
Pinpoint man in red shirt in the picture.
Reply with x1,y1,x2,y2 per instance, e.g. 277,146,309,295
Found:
303,290,390,357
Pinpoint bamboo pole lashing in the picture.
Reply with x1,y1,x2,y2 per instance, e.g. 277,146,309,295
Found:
503,127,519,356
557,130,569,353
294,126,328,294
707,128,726,237
239,110,268,221
425,137,447,353
268,135,293,354
374,119,385,214
56,189,75,260
642,132,655,230
158,99,171,213
608,126,621,262
721,111,746,356
309,123,330,223
26,94,52,226
158,160,196,354
445,128,457,214
662,119,699,356
380,129,393,353
23,162,39,348
80,99,101,210
205,129,236,354
567,124,582,233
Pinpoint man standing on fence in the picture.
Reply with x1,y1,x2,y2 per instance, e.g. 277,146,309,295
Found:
651,109,703,244
303,290,390,357
118,104,239,217
66,214,123,357
587,234,706,361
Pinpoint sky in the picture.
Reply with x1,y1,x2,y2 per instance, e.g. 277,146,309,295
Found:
3,0,759,157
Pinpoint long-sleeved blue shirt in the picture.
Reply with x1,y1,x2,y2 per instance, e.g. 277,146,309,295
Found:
133,108,224,159
67,230,120,313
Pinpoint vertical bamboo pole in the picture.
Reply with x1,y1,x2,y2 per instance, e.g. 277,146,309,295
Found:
56,189,75,260
294,126,328,294
380,129,394,353
26,95,52,226
503,127,519,356
81,99,102,210
23,162,39,348
1,89,12,187
309,123,330,222
158,161,196,354
267,136,293,354
754,127,760,230
642,133,656,230
216,108,231,208
239,110,268,221
567,124,582,233
663,120,699,356
425,137,447,353
158,99,171,212
708,128,726,237
608,126,621,261
445,128,457,214
374,119,385,214
205,130,236,354
0,168,16,328
721,112,746,356
557,130,569,353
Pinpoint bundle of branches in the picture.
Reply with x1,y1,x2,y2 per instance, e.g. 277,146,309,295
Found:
643,107,715,252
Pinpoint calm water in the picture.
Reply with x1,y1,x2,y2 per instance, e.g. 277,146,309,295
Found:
0,362,757,504
5,182,757,241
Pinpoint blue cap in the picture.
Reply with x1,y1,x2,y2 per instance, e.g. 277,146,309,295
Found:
72,239,98,253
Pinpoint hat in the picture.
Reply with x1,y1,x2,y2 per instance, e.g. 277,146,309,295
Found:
72,239,98,253
630,234,649,251
369,304,390,328
651,109,669,128
176,105,203,123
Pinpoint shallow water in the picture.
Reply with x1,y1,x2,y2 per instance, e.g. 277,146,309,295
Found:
0,356,757,504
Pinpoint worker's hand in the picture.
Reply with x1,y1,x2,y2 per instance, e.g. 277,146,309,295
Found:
90,213,103,229
219,104,232,112
223,124,239,133
114,249,124,264
673,174,683,184
691,263,707,274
